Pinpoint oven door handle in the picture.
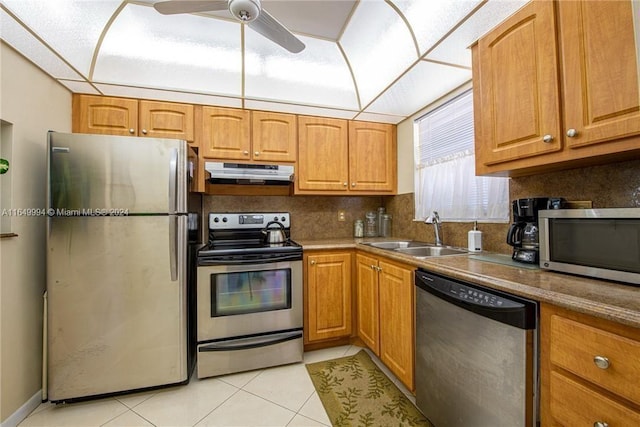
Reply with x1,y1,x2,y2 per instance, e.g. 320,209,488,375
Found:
199,330,302,352
198,254,302,266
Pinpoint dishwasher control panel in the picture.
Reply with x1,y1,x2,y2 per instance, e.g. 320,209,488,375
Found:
450,283,523,309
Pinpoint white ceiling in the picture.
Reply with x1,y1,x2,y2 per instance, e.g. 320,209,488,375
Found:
0,0,529,124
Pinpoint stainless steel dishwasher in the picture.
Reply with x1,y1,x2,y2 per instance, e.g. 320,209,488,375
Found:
415,269,538,427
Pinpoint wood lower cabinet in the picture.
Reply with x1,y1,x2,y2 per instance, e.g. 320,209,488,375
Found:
473,0,640,176
355,253,380,354
541,303,640,426
355,253,414,390
73,95,194,142
304,251,353,343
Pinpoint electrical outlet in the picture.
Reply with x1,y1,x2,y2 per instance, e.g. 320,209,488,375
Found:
338,210,346,222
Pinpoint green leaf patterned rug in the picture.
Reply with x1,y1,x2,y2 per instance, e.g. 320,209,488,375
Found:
306,350,433,427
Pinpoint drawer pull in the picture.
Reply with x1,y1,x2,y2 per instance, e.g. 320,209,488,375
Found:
593,355,610,370
594,422,609,427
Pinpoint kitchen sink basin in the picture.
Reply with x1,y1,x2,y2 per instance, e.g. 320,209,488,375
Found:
394,246,468,257
363,240,431,249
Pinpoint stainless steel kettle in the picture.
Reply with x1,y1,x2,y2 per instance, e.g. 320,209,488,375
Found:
262,221,287,244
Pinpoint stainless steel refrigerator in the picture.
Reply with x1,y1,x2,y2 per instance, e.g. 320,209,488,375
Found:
46,131,189,402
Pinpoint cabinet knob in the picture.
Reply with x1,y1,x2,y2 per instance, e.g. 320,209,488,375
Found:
343,182,348,187
310,260,316,265
254,151,259,156
566,128,578,138
129,128,135,134
351,182,356,187
593,355,610,370
243,150,249,155
594,422,609,427
542,134,554,143
142,129,148,135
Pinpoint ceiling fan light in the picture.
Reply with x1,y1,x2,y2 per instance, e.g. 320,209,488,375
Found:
229,0,261,23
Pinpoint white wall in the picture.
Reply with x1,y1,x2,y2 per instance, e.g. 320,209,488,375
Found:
0,42,71,424
395,82,472,195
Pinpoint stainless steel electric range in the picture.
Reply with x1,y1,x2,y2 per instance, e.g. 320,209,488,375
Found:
196,212,303,379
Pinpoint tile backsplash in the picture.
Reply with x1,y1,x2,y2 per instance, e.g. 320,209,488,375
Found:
200,158,640,253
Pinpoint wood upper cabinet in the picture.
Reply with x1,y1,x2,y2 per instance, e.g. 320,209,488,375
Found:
473,0,562,172
473,0,640,176
540,303,640,426
200,108,296,162
73,95,194,142
252,111,297,163
296,116,349,192
200,106,251,160
304,251,352,343
355,253,380,354
138,100,194,141
348,121,396,193
558,0,640,150
296,117,396,195
73,95,138,137
355,252,414,391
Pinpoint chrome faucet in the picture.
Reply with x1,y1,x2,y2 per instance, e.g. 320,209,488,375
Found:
425,211,443,246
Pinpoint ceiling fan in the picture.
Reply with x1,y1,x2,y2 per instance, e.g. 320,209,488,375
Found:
153,0,306,53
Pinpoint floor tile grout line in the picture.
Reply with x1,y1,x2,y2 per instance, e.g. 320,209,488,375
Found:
96,400,132,427
293,390,331,427
188,384,244,427
238,387,308,416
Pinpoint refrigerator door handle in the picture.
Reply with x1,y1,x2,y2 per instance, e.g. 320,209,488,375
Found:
169,148,178,214
170,215,178,281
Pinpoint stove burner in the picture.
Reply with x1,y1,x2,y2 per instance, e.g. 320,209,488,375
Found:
197,212,302,265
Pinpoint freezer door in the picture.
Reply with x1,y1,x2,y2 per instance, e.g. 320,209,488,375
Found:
48,132,187,214
47,215,187,401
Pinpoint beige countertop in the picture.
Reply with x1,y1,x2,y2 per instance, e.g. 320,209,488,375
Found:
297,238,640,329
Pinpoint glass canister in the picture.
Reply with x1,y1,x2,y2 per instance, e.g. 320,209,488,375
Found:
354,219,364,237
380,214,392,237
377,207,386,236
365,211,377,237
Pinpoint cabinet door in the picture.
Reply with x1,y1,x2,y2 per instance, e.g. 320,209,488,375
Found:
72,95,138,136
474,0,561,170
201,107,251,160
379,260,414,390
252,111,297,163
355,254,380,355
139,100,194,142
306,252,352,342
559,0,640,150
296,116,349,192
348,121,396,193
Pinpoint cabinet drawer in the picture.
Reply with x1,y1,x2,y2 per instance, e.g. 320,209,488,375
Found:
550,314,640,404
550,371,640,426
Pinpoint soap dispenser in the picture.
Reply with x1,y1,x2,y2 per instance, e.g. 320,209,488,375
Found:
468,221,482,252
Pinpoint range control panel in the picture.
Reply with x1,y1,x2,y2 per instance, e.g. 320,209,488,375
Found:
208,212,291,230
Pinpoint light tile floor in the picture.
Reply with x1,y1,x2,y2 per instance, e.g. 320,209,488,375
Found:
18,345,415,427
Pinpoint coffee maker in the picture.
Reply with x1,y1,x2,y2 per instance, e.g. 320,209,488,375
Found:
507,198,556,264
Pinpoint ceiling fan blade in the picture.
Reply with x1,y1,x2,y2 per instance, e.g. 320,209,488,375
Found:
154,0,228,15
249,10,305,54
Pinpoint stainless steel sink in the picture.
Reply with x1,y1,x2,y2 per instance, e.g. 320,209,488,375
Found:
363,241,431,249
394,246,468,257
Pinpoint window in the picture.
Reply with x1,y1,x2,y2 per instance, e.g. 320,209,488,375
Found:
414,90,509,222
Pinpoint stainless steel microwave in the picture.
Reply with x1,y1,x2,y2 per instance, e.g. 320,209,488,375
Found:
539,208,640,285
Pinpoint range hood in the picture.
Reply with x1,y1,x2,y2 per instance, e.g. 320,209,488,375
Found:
205,162,294,186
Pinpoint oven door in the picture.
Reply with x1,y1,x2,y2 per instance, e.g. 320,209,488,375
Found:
196,260,302,342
